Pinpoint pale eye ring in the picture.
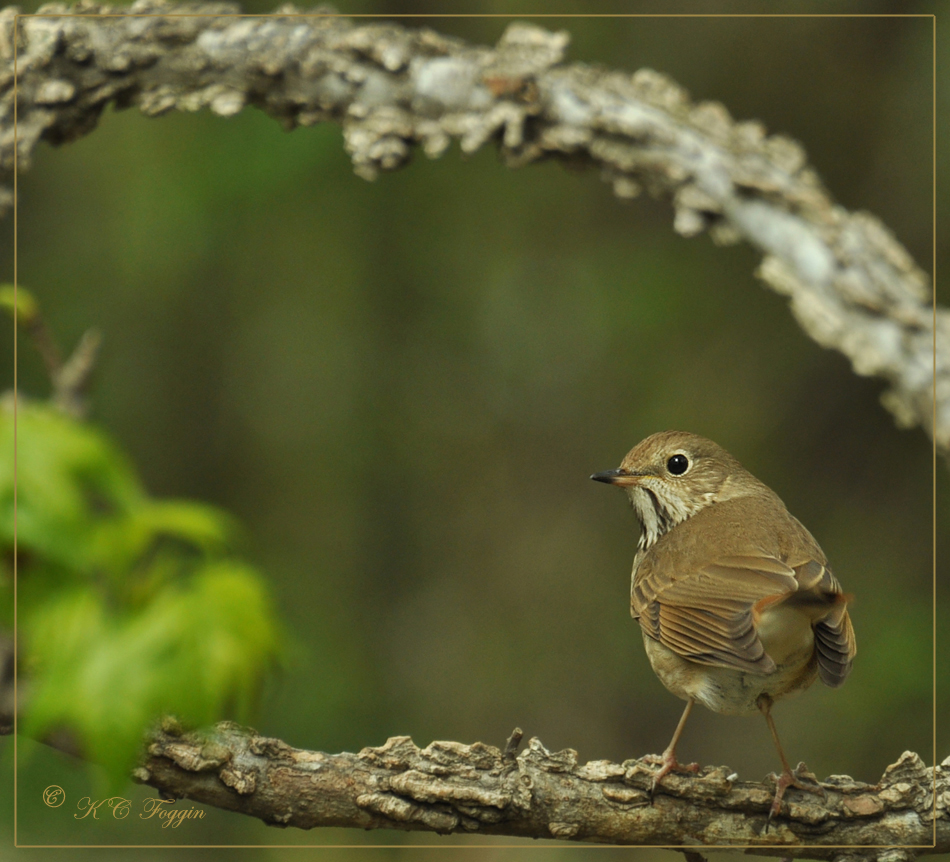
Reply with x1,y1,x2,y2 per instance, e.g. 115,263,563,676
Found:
666,453,689,476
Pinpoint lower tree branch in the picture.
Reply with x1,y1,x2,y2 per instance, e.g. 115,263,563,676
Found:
136,720,948,857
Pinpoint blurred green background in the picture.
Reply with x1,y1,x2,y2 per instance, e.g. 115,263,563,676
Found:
1,0,945,859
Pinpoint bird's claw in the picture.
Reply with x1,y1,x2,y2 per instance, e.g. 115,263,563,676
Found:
642,751,701,797
766,762,825,826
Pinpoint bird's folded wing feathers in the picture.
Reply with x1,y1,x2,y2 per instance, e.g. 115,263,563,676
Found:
814,603,855,687
788,560,856,686
634,554,801,674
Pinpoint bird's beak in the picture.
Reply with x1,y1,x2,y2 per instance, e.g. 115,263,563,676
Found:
590,468,642,487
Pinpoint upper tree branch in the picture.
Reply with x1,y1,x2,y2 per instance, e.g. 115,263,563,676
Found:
137,720,948,857
0,3,942,452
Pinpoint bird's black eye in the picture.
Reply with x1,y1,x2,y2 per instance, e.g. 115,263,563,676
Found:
667,454,689,475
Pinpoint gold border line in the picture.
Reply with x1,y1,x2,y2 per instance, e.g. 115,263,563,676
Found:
932,10,938,851
12,10,940,14
10,9,938,852
12,9,18,851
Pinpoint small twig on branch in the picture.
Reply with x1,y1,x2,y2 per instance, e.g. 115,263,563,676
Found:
503,726,523,761
135,720,949,856
0,285,101,416
50,326,100,418
0,3,942,454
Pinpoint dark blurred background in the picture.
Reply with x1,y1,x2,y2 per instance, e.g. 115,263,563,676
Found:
1,0,945,859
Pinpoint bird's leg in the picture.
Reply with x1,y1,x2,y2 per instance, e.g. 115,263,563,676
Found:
757,694,825,824
643,698,701,796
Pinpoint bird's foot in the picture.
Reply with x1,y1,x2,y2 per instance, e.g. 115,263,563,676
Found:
642,750,701,797
766,762,826,825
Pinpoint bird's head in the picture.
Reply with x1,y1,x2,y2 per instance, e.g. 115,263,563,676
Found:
591,430,757,549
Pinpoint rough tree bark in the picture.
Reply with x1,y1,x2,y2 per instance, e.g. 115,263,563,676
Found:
0,4,943,454
136,719,948,857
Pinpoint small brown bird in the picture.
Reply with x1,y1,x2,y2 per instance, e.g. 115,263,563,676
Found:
592,431,855,822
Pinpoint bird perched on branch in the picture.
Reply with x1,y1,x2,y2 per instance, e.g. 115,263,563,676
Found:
592,431,856,822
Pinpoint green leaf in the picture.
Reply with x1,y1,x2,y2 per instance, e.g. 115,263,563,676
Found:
0,401,144,574
5,398,285,787
22,564,282,785
0,284,40,325
133,499,239,554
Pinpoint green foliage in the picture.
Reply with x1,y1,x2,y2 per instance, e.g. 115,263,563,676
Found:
0,284,40,326
0,399,283,785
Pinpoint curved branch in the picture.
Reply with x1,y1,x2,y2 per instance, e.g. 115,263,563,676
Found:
136,720,948,856
0,4,942,451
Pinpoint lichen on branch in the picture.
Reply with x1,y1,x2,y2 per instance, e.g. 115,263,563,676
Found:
0,3,942,453
136,720,948,856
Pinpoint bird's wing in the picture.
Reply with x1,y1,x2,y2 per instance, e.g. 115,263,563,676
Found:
783,559,856,687
633,553,800,674
634,551,856,681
